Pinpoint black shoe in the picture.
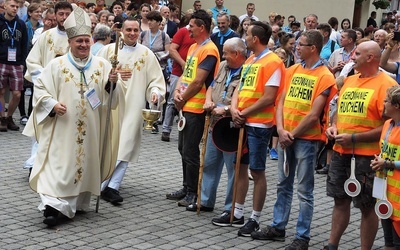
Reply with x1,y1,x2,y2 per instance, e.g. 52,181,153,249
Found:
177,193,196,207
0,117,7,132
166,188,186,200
151,124,159,134
316,165,329,174
211,211,244,227
101,187,123,204
20,115,28,125
43,205,60,227
238,218,259,237
43,216,58,227
161,132,170,142
285,238,309,250
186,203,214,212
251,225,286,241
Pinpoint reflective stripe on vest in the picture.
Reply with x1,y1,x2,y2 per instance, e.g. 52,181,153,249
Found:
182,41,220,114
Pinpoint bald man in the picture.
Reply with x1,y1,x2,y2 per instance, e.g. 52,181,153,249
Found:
160,6,177,38
324,41,397,249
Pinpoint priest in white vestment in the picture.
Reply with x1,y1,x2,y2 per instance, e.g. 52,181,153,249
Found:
97,18,166,204
23,1,73,175
25,7,119,227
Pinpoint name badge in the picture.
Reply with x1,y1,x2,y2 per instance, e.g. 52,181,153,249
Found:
85,88,101,110
8,47,16,62
372,176,385,200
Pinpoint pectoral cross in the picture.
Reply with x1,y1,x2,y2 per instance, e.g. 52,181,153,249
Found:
79,83,85,99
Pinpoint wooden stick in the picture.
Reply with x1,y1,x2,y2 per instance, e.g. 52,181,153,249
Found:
96,32,121,213
230,127,244,224
197,113,211,215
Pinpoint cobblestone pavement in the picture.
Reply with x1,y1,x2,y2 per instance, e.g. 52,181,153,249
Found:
0,106,385,249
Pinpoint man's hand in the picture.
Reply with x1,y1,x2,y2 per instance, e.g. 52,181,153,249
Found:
203,100,215,112
386,32,397,48
115,65,132,81
174,92,185,110
334,133,352,146
212,107,225,116
370,154,385,171
54,103,67,116
108,70,118,83
151,93,158,104
277,129,294,148
231,108,245,127
326,126,338,140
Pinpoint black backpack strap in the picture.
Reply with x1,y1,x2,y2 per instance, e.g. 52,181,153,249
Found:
330,40,336,53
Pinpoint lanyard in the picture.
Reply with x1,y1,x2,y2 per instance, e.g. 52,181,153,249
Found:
300,58,325,70
183,38,210,76
222,67,241,101
5,20,17,48
239,47,269,91
67,52,93,88
381,122,395,159
149,30,160,50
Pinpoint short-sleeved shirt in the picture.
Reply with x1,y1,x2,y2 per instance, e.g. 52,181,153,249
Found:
320,39,340,61
170,27,195,76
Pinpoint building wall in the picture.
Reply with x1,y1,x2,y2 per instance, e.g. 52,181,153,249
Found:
182,0,355,29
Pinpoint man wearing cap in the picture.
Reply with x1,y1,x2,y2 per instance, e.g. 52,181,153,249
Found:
185,38,246,221
27,6,119,227
97,17,166,205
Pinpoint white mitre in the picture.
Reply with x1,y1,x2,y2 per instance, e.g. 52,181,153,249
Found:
64,6,91,39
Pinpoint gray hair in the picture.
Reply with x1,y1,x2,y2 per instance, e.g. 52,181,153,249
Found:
217,11,230,22
97,9,110,20
93,24,111,41
224,37,246,58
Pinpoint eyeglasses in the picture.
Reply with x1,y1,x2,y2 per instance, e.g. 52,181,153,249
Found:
298,43,313,47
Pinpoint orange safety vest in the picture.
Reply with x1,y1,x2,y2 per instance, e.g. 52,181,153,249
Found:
378,120,400,233
334,72,397,155
181,40,220,114
238,52,285,124
283,64,336,141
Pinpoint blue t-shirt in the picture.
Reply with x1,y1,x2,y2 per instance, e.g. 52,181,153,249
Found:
320,39,340,61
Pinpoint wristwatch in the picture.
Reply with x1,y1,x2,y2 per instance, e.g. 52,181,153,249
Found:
224,106,229,113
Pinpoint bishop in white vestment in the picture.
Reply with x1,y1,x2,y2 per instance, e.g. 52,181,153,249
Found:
25,7,119,227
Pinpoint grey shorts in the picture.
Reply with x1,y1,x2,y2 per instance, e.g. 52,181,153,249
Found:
326,151,376,209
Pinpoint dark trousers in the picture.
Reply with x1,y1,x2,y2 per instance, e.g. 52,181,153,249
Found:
178,111,205,194
382,219,400,248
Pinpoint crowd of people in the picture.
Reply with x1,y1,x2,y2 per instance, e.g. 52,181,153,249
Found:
2,0,400,249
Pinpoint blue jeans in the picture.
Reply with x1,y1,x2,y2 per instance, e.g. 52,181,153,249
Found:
242,126,272,170
271,139,319,242
201,130,235,210
162,74,178,133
